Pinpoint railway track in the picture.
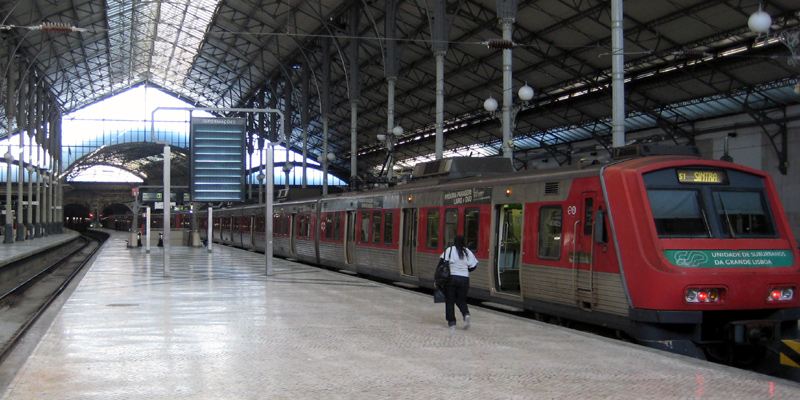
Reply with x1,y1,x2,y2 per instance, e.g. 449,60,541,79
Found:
0,231,108,362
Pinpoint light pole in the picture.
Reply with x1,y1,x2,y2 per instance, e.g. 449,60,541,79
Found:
25,163,33,239
282,161,293,190
317,152,335,192
377,125,403,179
4,148,14,243
483,82,534,159
41,174,48,237
257,172,265,204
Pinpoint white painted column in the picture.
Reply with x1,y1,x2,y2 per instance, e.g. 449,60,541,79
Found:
207,206,213,253
146,206,151,254
163,145,170,275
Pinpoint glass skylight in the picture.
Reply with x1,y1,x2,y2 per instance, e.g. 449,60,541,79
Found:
105,0,219,104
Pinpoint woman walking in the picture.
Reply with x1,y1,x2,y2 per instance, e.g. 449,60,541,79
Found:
441,235,478,331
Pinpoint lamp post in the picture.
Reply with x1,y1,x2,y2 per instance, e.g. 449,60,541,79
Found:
41,174,48,237
25,163,33,239
257,172,265,204
377,125,404,179
318,152,335,192
483,83,534,159
4,148,13,243
282,162,293,190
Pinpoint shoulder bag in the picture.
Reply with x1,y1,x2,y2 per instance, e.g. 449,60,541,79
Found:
434,247,452,288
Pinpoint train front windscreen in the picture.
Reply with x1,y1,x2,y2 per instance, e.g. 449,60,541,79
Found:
643,167,776,239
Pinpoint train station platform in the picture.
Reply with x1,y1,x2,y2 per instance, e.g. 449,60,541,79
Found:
2,231,799,399
0,231,80,268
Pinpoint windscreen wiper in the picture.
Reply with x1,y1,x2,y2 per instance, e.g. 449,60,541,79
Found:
718,196,736,238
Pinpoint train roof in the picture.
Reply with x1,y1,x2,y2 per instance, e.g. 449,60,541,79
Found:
220,150,764,211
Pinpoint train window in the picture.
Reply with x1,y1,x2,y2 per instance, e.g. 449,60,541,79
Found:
297,215,307,238
360,212,370,242
272,215,279,234
323,214,333,240
647,190,710,238
444,208,458,247
372,211,382,243
538,206,562,259
296,217,302,237
464,208,480,252
712,191,775,238
384,211,393,245
334,212,342,241
426,209,440,249
583,198,594,235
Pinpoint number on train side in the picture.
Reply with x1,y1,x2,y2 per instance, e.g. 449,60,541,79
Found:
567,205,577,216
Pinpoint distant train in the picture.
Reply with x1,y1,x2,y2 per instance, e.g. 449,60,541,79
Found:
197,146,800,369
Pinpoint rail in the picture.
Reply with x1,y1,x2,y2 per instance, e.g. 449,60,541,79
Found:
0,231,108,362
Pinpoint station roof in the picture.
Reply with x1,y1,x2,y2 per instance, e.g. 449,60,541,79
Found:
1,0,798,178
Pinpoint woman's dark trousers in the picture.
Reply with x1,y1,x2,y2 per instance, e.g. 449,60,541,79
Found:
445,276,470,326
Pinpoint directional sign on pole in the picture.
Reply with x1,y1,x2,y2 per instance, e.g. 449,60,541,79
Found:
190,117,246,202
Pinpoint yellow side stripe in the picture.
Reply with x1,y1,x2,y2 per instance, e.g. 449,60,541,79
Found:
780,353,800,368
782,339,800,354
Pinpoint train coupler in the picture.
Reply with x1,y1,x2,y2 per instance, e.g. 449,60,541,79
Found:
728,320,780,345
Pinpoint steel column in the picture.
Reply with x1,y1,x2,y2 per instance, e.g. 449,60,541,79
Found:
301,67,309,188
611,0,626,148
435,52,445,160
16,67,26,242
284,82,292,189
321,36,331,196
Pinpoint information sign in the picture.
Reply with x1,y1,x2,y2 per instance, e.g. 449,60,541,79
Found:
443,187,492,206
676,169,728,184
664,249,793,268
190,117,246,202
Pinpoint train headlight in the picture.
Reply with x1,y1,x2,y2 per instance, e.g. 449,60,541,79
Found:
685,288,723,304
767,287,794,302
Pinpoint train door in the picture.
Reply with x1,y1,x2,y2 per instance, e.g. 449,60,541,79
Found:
493,204,522,295
345,211,356,264
401,208,417,276
574,192,598,304
249,216,255,248
289,213,297,258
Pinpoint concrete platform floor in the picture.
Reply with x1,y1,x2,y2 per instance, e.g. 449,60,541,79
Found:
0,231,80,268
2,231,799,399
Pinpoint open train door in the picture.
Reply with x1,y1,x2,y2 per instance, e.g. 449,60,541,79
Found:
344,211,356,265
493,204,522,295
401,208,417,276
573,192,598,308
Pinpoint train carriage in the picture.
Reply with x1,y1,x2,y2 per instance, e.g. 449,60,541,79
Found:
196,146,799,366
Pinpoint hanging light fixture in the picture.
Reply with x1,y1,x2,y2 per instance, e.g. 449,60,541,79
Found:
518,83,534,102
748,7,772,34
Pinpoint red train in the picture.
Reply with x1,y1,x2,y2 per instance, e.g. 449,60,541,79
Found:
198,145,800,368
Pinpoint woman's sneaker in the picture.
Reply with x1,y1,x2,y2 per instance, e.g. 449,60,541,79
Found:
463,314,471,330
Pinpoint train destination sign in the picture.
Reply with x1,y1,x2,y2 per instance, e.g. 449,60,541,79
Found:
443,187,492,206
358,198,383,209
664,249,793,268
676,169,728,184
